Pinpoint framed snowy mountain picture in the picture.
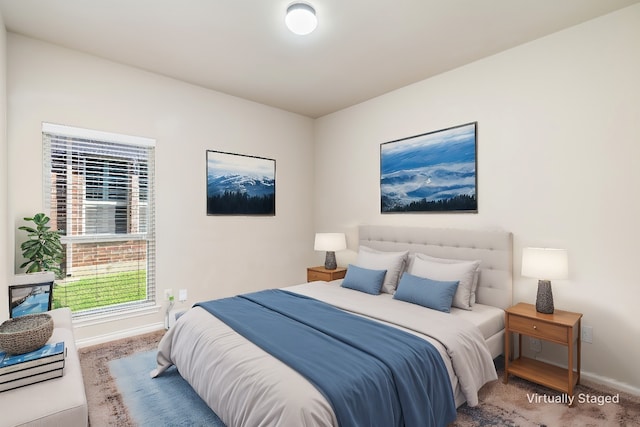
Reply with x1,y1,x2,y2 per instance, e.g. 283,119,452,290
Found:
380,122,477,213
206,150,276,216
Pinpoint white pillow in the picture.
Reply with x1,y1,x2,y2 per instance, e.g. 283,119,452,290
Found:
410,254,480,310
355,246,408,294
414,254,482,305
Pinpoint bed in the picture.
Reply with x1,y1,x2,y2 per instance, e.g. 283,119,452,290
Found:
152,225,513,426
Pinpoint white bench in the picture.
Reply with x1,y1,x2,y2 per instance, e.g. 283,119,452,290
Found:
1,308,88,427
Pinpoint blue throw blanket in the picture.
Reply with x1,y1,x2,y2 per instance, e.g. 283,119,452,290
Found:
196,290,456,427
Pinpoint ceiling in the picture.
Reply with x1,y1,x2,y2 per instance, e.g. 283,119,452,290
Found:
0,0,638,118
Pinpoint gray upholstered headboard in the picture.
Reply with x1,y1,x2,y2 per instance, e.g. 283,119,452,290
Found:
358,225,513,310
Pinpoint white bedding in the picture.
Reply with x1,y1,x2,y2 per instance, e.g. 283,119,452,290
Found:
152,281,498,426
450,302,505,340
325,278,505,341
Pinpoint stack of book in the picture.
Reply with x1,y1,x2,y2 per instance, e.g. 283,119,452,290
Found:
0,342,66,392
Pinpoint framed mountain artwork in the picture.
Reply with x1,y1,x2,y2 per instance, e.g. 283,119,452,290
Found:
380,122,477,213
206,150,276,216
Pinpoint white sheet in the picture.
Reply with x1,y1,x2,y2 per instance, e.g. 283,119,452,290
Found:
152,282,498,426
450,303,505,340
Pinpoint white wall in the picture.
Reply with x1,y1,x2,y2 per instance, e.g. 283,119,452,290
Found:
0,12,8,321
315,5,640,392
6,34,316,342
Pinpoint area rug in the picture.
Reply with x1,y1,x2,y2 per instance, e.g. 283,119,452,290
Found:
79,330,166,426
110,350,225,426
80,331,640,426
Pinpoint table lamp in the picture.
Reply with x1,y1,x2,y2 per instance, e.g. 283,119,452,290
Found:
521,247,568,314
314,233,347,270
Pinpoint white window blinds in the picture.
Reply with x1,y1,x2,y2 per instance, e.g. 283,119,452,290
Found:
42,123,156,318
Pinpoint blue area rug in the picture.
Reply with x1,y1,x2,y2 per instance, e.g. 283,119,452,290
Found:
109,350,226,427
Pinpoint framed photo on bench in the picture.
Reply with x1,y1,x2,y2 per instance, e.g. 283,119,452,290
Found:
9,282,53,318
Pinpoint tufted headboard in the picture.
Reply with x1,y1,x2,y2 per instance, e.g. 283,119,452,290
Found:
358,225,513,310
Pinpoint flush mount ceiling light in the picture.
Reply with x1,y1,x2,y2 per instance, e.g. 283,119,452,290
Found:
285,3,318,35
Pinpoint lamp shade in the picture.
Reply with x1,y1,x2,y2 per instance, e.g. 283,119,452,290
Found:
314,233,347,252
521,248,568,280
285,3,318,35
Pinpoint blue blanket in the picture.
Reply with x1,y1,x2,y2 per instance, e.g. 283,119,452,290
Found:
196,290,456,427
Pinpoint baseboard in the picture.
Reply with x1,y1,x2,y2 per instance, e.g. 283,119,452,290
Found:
581,371,640,397
75,322,164,349
533,356,640,397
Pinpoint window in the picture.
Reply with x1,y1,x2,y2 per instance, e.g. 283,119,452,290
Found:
43,123,156,318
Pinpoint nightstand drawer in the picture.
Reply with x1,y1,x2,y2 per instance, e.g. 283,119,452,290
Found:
509,315,568,343
307,266,347,282
308,270,330,282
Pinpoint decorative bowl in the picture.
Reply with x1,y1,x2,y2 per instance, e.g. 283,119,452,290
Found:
0,313,54,355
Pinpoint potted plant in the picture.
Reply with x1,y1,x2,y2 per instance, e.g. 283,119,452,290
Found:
18,213,64,279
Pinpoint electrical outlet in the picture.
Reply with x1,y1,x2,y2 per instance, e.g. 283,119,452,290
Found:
530,338,542,352
179,289,188,302
582,325,593,343
164,289,173,301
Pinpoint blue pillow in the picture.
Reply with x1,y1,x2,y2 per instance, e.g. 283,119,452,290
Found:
341,264,387,295
393,273,459,313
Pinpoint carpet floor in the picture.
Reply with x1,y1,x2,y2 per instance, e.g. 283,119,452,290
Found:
79,330,640,426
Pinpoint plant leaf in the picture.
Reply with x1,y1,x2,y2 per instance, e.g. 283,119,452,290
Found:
26,263,41,273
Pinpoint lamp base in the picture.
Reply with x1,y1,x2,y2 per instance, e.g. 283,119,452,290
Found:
324,251,337,270
536,280,554,314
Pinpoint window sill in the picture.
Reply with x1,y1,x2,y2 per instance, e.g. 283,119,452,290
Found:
72,304,161,328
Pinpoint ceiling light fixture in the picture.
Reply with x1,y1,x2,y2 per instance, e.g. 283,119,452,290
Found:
285,3,318,35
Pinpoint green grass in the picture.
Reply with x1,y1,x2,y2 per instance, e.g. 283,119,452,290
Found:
53,270,148,312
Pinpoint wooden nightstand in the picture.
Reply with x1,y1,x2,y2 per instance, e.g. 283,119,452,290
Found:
307,266,347,282
504,302,582,403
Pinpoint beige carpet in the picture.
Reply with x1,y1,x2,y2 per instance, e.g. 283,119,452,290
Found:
79,331,640,426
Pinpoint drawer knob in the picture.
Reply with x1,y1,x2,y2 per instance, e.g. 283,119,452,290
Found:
533,325,537,329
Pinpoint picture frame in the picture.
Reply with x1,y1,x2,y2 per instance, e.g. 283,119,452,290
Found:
380,122,477,213
9,282,53,318
206,150,276,216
